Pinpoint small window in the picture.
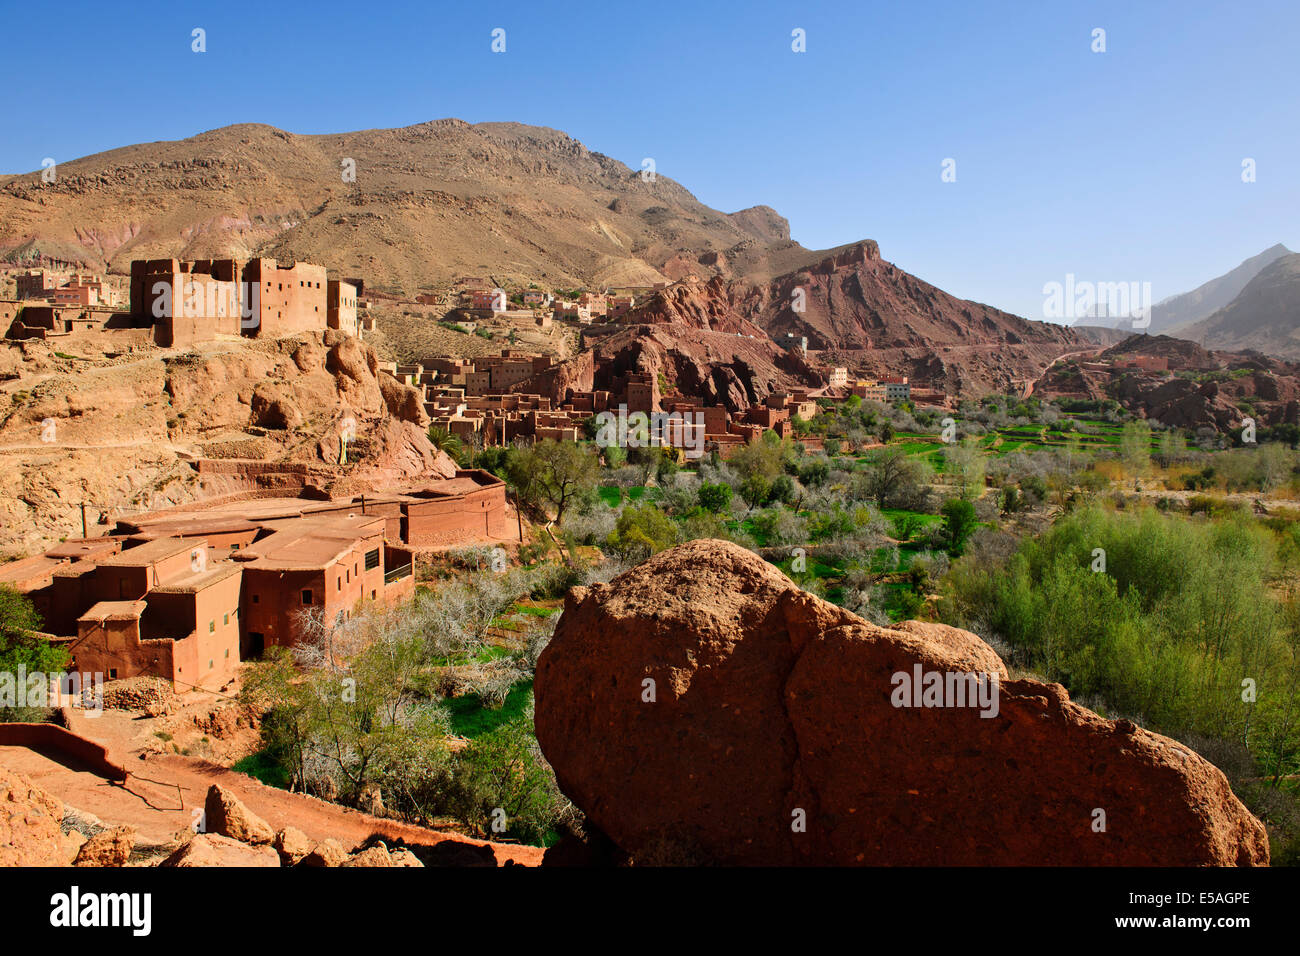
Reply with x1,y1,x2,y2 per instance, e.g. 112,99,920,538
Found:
223,613,229,625
252,594,260,604
225,649,230,658
301,589,312,605
109,668,118,680
371,589,377,600
337,576,342,590
364,548,380,571
209,659,214,670
209,620,215,633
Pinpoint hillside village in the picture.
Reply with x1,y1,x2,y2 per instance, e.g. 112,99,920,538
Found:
2,161,1299,880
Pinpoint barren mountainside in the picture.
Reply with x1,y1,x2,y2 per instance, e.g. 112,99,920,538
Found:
0,120,814,294
4,118,1111,398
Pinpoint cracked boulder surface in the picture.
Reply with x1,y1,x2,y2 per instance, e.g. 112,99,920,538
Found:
533,539,1269,865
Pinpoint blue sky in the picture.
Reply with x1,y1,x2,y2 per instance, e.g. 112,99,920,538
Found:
2,0,1297,319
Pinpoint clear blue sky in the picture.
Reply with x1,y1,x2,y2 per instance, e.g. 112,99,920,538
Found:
3,0,1297,319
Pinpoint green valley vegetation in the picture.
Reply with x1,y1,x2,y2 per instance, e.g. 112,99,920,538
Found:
239,565,580,846
0,585,68,722
942,505,1300,863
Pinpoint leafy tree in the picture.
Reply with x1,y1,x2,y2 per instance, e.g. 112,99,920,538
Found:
443,706,570,845
0,586,68,721
606,504,680,561
602,444,627,468
740,474,772,512
730,432,791,485
767,473,796,505
697,482,733,513
508,439,599,525
655,449,679,485
940,498,978,556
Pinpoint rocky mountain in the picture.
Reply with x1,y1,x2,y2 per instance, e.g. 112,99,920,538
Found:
1034,333,1300,431
1097,243,1293,335
3,118,1129,399
729,241,1087,396
514,279,823,414
1174,253,1300,360
0,120,816,294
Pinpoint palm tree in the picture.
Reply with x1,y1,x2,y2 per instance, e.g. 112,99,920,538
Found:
427,426,464,462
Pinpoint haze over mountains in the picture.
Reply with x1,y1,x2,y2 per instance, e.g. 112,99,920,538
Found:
1096,242,1293,334
1177,253,1300,360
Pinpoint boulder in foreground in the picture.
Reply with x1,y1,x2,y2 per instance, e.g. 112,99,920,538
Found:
534,539,1269,866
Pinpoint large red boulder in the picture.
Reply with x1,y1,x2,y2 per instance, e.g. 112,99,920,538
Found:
533,539,1269,865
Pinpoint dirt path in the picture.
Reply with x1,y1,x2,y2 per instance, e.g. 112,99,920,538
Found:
0,703,544,865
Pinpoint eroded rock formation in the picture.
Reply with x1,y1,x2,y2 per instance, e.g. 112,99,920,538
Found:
534,539,1269,866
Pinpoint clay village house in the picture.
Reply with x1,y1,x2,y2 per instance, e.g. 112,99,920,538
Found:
0,472,509,691
4,257,361,346
383,348,837,459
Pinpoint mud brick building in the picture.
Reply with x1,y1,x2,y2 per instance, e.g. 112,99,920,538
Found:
0,470,509,689
327,279,360,336
130,256,335,347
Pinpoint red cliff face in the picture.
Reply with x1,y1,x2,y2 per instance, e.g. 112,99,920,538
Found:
723,241,1083,396
534,539,1270,867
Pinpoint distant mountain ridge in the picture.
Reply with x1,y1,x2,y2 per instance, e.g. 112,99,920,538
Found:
1098,243,1292,334
1176,253,1300,360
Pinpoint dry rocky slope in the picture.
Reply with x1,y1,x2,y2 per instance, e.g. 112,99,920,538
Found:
0,330,451,556
0,120,801,293
731,241,1085,394
1036,333,1300,431
4,119,1081,397
534,539,1269,866
0,764,526,867
516,276,824,413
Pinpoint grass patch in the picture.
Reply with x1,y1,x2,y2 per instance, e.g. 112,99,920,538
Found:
446,680,534,738
233,749,292,789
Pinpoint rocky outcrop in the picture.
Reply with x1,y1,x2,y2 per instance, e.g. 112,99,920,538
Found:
300,838,349,868
0,767,68,866
73,825,135,867
162,833,281,867
273,826,313,866
378,373,430,426
341,844,395,867
203,784,275,846
534,539,1270,866
739,240,1079,353
1,330,458,555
